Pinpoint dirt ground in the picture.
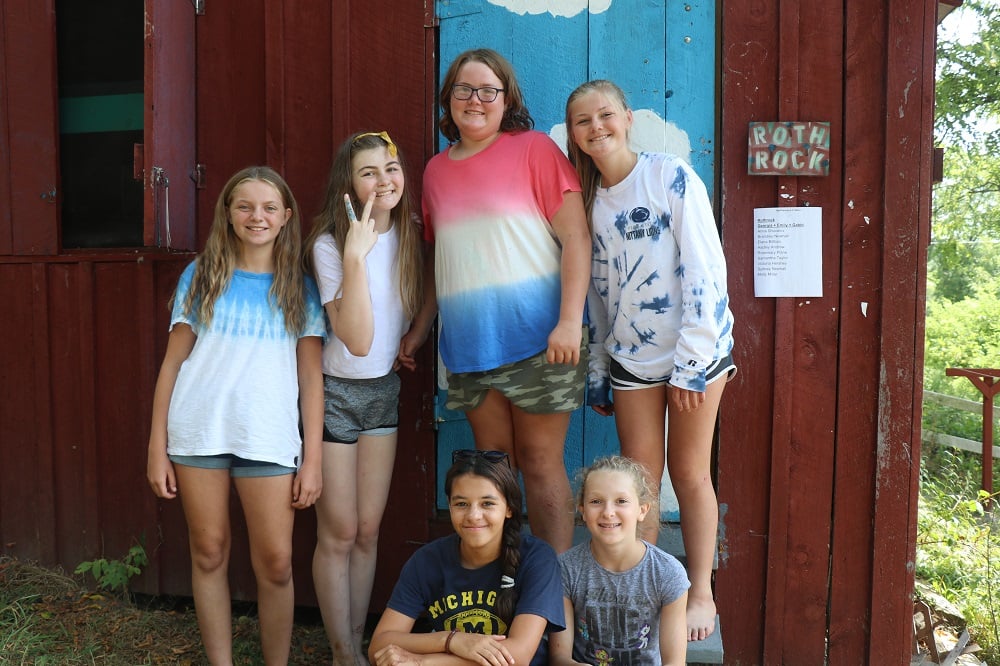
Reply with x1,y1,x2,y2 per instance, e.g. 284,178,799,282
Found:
0,556,335,665
0,556,988,665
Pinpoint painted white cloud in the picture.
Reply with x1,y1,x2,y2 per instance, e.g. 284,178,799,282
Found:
486,0,611,18
549,108,693,163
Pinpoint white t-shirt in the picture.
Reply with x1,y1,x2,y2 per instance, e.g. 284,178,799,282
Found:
166,262,326,468
311,225,409,378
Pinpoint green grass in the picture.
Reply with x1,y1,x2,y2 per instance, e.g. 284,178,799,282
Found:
917,442,1000,663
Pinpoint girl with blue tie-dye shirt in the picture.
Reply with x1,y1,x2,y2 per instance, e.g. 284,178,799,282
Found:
565,80,735,643
146,166,326,663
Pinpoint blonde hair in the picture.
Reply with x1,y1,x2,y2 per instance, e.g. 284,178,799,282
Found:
180,166,308,334
304,131,424,319
576,455,655,517
564,79,631,219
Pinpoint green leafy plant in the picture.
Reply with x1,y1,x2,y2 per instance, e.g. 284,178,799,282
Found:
74,541,148,597
917,448,1000,663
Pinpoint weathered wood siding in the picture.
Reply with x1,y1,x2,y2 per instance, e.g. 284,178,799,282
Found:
717,1,934,664
0,0,436,610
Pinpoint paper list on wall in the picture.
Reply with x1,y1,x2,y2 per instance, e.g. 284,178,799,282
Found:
753,206,823,297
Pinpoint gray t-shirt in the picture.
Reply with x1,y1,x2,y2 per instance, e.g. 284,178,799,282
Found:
559,541,690,665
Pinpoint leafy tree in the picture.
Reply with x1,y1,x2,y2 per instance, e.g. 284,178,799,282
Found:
936,0,1000,151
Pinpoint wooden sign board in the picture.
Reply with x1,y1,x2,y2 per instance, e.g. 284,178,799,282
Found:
748,121,831,176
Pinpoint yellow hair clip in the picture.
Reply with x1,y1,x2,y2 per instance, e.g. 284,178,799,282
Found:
353,131,398,157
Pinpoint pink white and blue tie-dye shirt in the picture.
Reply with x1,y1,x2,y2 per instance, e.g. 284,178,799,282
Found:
422,131,582,373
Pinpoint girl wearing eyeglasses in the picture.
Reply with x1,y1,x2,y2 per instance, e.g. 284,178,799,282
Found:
369,450,565,666
304,131,424,664
399,48,591,554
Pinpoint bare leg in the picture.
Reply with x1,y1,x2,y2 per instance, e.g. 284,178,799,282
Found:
350,433,397,660
465,390,575,552
313,442,365,665
611,385,668,542
511,408,574,552
175,465,234,665
235,474,296,665
667,378,726,641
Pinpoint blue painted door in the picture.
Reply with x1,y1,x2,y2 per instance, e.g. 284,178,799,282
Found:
433,0,717,519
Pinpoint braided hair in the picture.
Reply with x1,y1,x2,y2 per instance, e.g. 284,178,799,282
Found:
445,454,523,627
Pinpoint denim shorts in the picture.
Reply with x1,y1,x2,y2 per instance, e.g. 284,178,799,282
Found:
168,454,295,478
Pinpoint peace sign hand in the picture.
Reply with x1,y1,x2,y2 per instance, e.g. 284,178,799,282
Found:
343,192,378,260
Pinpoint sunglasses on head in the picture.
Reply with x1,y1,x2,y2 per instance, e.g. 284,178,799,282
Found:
452,449,510,466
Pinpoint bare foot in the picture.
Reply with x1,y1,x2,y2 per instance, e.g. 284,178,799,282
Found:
687,593,717,641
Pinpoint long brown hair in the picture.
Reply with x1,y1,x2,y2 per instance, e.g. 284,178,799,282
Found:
304,131,423,319
438,48,534,143
180,166,307,334
565,79,631,219
445,455,523,628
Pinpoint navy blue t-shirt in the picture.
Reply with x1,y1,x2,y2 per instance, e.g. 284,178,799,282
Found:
386,533,565,666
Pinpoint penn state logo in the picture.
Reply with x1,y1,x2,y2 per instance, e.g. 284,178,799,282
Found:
630,207,650,224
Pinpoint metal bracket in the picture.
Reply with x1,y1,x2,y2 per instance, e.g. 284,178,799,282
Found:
190,164,207,190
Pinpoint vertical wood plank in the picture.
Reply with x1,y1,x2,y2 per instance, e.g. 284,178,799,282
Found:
716,1,780,661
48,262,101,567
869,0,935,661
2,0,59,254
144,0,196,250
195,0,267,246
828,1,890,660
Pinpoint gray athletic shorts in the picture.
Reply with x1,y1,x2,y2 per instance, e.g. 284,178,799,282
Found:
445,341,588,414
323,372,401,444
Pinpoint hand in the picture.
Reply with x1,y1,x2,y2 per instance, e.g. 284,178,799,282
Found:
668,385,706,413
546,320,582,366
448,631,514,666
591,403,614,417
343,192,378,261
291,459,322,509
372,644,424,666
147,448,177,499
396,327,429,371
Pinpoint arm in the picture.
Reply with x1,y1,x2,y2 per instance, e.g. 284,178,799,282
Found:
547,190,591,366
292,335,324,508
369,608,515,666
146,324,196,499
327,192,378,356
668,161,731,397
548,597,586,666
658,593,688,666
397,244,438,372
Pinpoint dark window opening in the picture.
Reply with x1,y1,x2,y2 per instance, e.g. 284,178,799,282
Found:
56,0,143,248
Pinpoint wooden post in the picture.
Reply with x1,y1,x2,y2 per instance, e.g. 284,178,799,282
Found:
945,368,1000,497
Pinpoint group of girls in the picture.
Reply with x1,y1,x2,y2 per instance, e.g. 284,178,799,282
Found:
146,45,734,666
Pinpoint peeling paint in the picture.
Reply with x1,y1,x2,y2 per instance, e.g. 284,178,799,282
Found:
861,301,868,317
864,216,871,225
486,0,611,18
848,199,855,209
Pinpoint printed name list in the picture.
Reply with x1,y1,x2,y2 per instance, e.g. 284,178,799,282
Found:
754,207,823,297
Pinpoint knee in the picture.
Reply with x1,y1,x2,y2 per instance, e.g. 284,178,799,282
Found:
355,523,381,553
317,519,359,554
254,547,293,587
190,535,229,574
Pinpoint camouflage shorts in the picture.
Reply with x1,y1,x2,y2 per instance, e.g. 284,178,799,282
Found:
445,343,587,414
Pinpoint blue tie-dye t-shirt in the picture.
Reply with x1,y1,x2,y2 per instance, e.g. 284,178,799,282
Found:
166,261,326,468
586,152,734,404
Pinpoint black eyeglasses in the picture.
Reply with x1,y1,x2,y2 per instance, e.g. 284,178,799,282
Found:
452,449,510,466
451,84,505,103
